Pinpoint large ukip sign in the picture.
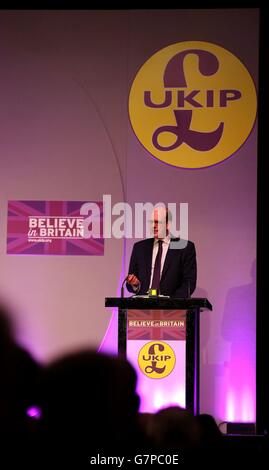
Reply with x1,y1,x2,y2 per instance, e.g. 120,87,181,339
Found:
129,41,257,169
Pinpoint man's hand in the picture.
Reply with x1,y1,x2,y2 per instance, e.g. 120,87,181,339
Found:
126,274,140,288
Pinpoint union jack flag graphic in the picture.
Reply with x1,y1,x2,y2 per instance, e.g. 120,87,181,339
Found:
127,309,186,341
7,200,104,256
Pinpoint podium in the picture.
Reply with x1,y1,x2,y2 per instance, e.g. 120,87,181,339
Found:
105,297,212,414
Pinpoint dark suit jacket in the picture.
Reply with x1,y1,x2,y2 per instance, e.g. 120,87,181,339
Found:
127,237,197,298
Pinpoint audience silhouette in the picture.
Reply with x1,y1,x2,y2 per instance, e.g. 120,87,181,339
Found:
0,302,267,466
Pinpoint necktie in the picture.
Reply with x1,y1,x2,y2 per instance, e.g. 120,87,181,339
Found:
151,240,163,290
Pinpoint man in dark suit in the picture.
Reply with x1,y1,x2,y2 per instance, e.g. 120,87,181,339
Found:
126,206,197,298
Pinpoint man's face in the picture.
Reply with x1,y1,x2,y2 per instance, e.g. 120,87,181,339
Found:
150,207,169,239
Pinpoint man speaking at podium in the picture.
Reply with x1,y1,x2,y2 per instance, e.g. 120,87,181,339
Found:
126,206,197,298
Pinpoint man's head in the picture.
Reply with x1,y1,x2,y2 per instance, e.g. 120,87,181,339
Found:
150,206,172,239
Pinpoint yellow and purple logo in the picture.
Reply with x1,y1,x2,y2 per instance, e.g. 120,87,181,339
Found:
138,341,176,379
129,41,257,169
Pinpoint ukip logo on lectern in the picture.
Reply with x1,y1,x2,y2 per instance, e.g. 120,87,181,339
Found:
129,41,257,169
138,341,176,379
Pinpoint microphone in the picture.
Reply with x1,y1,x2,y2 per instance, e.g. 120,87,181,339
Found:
121,275,129,298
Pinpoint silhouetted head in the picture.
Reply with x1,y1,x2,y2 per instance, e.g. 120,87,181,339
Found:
0,303,41,434
0,304,15,349
195,413,223,444
40,350,140,447
150,406,201,450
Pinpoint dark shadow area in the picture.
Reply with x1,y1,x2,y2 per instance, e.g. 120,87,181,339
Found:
1,299,267,466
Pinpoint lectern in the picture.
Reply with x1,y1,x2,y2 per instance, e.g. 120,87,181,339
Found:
105,297,212,414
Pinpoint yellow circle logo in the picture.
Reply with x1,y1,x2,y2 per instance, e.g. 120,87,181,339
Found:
129,41,257,169
138,341,176,379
